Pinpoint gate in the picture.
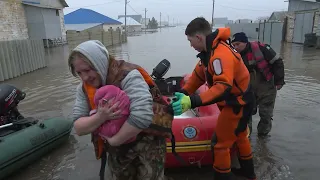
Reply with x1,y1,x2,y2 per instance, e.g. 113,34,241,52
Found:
258,21,284,50
293,12,315,44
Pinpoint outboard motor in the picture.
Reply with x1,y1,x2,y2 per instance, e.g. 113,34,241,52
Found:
0,84,26,125
151,59,171,80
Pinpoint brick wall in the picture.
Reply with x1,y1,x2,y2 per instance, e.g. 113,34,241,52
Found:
285,13,295,43
0,1,29,40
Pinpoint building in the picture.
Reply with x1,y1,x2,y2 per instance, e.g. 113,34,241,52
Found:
118,15,142,24
213,17,229,27
64,8,122,32
268,11,288,22
141,18,150,29
234,19,253,24
254,16,270,23
117,17,142,33
286,0,320,43
0,0,68,46
227,20,234,24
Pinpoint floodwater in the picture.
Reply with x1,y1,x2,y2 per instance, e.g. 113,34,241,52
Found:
4,27,320,180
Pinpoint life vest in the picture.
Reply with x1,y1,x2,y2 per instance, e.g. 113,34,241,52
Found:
82,59,185,166
246,41,273,81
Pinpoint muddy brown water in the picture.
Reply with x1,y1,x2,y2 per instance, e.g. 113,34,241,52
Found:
4,27,320,180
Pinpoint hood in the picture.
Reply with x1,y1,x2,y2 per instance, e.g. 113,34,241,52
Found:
71,40,109,86
213,27,231,45
205,27,231,52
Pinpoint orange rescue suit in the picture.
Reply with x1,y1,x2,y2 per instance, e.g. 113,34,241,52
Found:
181,28,254,175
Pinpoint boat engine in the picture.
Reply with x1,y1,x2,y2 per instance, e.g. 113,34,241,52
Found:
151,59,171,80
0,84,26,126
151,59,184,95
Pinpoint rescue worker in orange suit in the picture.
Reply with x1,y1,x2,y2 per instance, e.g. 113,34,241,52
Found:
231,32,285,136
171,17,256,180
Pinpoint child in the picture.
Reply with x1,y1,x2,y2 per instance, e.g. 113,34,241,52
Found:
90,85,136,144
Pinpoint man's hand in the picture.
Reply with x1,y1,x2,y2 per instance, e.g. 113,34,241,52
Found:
171,92,191,116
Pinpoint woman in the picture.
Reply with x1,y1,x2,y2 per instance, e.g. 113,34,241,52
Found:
68,40,167,180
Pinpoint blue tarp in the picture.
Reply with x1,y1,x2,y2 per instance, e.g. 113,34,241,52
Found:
64,8,122,25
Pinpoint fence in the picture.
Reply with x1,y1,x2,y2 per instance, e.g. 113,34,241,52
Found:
0,39,46,82
226,23,260,39
258,21,284,46
66,28,127,51
226,21,285,48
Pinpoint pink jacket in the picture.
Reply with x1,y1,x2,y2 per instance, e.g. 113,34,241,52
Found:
90,85,135,144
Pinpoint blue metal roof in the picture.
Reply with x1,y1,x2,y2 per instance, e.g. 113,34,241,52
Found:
64,8,122,24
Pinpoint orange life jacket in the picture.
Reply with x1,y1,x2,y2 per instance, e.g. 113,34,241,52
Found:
82,59,175,160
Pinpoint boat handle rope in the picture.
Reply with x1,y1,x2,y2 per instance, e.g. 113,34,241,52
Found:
189,108,209,168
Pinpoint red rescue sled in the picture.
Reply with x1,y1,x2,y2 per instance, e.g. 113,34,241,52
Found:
150,59,241,168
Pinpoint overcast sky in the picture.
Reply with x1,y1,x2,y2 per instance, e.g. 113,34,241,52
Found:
63,0,289,24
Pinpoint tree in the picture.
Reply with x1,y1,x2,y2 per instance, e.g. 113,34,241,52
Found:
148,17,158,29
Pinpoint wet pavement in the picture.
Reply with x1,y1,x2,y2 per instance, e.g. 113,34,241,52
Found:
4,27,320,180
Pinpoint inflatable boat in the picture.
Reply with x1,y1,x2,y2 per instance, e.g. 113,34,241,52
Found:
151,59,239,168
0,84,73,180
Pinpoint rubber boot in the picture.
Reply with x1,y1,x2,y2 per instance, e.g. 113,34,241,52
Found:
231,158,256,180
257,118,272,136
213,169,236,180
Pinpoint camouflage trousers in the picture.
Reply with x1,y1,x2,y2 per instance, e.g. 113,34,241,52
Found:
107,135,167,180
248,70,277,136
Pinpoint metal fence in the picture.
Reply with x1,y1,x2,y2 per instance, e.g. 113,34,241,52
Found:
226,21,284,49
0,39,46,82
258,21,284,45
226,23,260,39
66,28,127,51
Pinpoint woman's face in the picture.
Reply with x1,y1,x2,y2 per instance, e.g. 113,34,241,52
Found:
73,58,102,88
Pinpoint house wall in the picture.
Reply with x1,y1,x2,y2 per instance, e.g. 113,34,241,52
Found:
125,25,142,32
288,0,320,12
24,5,62,39
103,24,122,31
0,1,29,40
286,0,320,43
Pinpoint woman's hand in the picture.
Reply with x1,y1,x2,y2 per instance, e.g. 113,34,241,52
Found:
101,135,120,147
96,98,122,122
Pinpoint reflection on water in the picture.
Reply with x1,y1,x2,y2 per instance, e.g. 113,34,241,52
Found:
4,27,320,180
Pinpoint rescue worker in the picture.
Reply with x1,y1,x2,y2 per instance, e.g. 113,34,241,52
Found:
231,32,285,136
171,17,256,180
68,40,170,180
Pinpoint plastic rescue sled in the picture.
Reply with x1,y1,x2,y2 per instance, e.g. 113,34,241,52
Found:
150,60,239,168
0,84,73,180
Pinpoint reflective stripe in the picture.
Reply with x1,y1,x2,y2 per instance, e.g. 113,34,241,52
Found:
269,54,279,64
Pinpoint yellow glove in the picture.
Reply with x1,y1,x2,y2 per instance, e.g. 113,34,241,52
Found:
171,92,191,116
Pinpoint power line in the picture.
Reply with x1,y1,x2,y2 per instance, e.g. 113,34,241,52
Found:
127,4,141,15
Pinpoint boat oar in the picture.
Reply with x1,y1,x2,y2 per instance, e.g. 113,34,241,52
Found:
0,123,13,129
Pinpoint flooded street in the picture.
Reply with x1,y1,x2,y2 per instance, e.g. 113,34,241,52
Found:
4,27,320,180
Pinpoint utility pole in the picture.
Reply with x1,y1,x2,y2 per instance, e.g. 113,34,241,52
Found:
211,0,215,28
160,12,162,29
124,0,128,36
167,15,169,26
173,18,174,26
144,8,147,33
